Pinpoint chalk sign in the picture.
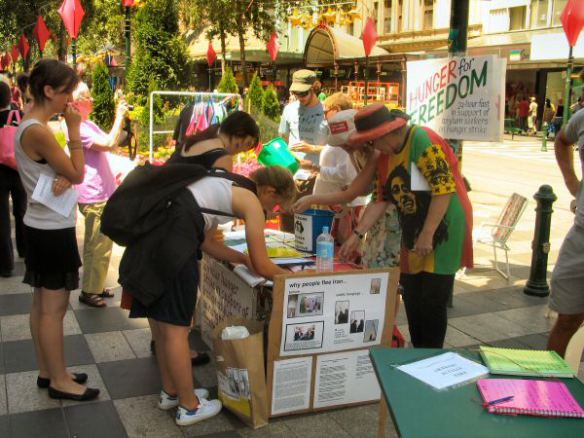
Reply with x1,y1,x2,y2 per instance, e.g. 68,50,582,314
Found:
406,55,506,141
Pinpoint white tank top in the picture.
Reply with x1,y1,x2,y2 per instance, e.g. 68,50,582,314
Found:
187,177,234,231
14,119,77,229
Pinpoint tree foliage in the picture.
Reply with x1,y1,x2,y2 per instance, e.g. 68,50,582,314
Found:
126,0,191,102
247,73,264,114
262,85,280,122
91,60,115,130
217,66,238,94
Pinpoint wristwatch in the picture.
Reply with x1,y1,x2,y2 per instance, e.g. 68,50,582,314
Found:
353,229,365,240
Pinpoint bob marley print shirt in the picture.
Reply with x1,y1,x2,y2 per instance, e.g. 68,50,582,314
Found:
376,126,473,275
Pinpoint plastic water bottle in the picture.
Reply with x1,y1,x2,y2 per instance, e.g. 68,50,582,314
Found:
316,226,334,272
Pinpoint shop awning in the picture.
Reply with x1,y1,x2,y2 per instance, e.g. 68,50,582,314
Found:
304,25,389,67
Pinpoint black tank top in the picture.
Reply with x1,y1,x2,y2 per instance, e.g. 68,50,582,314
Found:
167,147,230,169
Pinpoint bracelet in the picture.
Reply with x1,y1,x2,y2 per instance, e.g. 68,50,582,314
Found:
353,229,365,240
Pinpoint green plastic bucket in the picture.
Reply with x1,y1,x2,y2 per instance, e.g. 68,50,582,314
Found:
256,137,300,175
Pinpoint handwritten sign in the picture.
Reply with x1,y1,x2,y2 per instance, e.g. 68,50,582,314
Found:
406,55,506,141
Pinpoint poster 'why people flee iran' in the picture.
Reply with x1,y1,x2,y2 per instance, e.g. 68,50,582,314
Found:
406,55,506,141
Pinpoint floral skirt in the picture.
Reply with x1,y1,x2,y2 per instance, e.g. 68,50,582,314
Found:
361,205,401,269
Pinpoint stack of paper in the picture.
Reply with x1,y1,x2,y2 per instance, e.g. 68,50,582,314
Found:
479,346,575,378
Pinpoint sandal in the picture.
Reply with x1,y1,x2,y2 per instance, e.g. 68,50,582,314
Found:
98,288,115,298
79,292,107,308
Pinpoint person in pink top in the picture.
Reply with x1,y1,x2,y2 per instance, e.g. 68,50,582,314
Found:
69,82,128,307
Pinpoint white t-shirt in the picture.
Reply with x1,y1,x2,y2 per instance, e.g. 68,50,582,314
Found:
187,177,234,231
313,145,367,207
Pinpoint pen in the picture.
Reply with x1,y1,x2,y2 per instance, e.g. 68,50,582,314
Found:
483,395,514,407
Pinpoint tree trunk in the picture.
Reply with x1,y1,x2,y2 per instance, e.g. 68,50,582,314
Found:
220,25,227,75
237,24,248,87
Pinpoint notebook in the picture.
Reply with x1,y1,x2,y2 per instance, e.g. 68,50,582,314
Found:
479,346,575,378
477,378,584,418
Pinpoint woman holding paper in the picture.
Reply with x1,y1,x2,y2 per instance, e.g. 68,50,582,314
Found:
14,59,99,402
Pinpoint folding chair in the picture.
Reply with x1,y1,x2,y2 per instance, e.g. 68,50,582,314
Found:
474,193,528,280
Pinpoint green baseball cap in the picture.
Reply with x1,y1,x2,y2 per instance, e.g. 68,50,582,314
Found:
290,69,316,93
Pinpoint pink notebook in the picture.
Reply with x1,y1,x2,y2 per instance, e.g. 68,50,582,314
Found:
477,378,584,418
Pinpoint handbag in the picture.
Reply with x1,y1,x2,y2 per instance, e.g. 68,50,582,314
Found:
0,110,21,170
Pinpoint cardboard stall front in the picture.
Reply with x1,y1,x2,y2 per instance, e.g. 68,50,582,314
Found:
198,255,399,418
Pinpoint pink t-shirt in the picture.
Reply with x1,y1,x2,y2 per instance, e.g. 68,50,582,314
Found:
75,119,116,204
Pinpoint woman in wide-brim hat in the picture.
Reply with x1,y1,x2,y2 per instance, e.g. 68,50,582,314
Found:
295,103,473,349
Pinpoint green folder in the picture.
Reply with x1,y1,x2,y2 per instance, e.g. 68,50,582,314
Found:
479,346,575,378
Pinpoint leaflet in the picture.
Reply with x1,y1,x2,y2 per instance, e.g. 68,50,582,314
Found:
31,173,78,217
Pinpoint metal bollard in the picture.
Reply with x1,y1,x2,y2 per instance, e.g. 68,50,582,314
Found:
524,185,557,297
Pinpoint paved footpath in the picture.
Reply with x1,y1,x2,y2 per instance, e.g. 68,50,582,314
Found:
0,134,582,437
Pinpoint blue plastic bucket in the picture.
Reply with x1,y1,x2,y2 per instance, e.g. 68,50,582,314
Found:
294,209,335,253
257,137,300,175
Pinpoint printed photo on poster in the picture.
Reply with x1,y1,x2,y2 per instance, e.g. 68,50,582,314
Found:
335,300,349,324
287,292,324,318
224,368,250,400
284,321,324,351
369,278,381,294
350,311,365,333
363,319,379,343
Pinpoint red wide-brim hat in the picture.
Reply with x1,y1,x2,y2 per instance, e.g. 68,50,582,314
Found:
348,103,407,146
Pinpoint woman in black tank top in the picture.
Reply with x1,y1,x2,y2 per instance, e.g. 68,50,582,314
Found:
169,110,260,171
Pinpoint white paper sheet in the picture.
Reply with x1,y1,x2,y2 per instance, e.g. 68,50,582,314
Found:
410,163,431,191
271,357,312,415
397,352,489,390
313,349,380,408
31,173,78,217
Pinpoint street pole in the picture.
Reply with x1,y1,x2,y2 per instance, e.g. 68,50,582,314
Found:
125,5,131,84
447,0,469,164
563,45,573,127
72,38,77,72
364,55,369,106
447,0,469,308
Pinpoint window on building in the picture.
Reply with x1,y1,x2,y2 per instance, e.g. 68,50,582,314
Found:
384,0,392,33
530,0,548,29
509,6,526,30
552,0,567,26
423,0,434,30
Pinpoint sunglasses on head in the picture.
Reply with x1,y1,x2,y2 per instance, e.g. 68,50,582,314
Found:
293,90,310,97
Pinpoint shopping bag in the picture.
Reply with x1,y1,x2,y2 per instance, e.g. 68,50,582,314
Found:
0,110,20,170
212,318,268,429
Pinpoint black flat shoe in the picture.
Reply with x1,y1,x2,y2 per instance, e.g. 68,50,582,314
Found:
37,373,88,389
48,386,100,401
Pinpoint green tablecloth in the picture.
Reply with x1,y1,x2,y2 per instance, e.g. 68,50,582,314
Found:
370,348,584,438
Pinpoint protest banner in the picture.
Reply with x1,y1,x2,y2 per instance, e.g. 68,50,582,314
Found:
407,55,506,141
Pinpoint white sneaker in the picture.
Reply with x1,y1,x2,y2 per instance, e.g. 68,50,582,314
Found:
175,398,222,426
158,388,210,410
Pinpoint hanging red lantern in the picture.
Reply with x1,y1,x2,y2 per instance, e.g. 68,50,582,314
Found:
561,0,584,47
362,17,378,57
206,42,217,67
122,0,135,6
33,16,52,52
18,35,30,60
267,32,279,62
0,53,11,70
58,0,85,39
11,44,19,63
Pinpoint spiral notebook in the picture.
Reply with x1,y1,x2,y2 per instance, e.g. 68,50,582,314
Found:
479,346,575,378
477,379,584,418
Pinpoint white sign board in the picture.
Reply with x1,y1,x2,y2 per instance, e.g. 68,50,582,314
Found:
406,55,506,141
279,273,389,357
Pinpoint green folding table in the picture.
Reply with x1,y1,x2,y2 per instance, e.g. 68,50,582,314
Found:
370,348,584,438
